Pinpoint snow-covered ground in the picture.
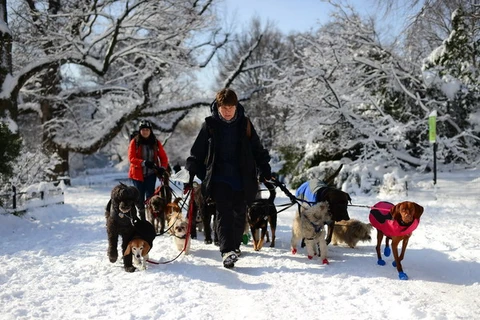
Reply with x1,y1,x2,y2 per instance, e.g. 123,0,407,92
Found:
1,168,479,320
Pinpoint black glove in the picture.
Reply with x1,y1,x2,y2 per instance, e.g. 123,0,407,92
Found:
154,165,165,176
183,173,195,195
144,160,154,169
183,182,192,195
258,170,272,183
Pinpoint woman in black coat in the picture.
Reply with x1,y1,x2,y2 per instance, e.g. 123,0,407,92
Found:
185,88,272,268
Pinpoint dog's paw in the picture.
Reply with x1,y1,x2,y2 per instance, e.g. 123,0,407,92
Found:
322,259,329,265
398,272,408,280
384,246,391,257
325,237,331,245
204,239,212,244
307,255,313,260
377,259,386,266
124,266,136,273
291,248,297,254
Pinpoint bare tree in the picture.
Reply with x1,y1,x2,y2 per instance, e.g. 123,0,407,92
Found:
3,0,260,179
215,17,293,148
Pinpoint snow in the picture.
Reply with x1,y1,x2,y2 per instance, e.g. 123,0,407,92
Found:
1,168,480,320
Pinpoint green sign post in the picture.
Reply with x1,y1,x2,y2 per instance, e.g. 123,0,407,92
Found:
429,110,437,185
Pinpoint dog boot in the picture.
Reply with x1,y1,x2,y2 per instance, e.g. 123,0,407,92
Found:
384,246,391,257
398,272,409,280
222,251,238,269
242,233,250,245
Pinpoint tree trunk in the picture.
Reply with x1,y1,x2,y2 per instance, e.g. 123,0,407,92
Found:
0,0,17,120
40,68,70,182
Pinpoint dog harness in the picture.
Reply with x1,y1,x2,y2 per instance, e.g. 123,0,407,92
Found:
369,201,420,237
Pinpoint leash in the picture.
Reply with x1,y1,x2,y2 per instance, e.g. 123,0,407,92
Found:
147,188,194,265
349,203,392,213
267,178,313,207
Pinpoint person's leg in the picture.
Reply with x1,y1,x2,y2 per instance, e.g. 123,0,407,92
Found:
132,179,146,220
232,191,247,254
213,182,235,255
144,174,157,200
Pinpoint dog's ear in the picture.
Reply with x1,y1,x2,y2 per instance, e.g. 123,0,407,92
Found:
124,243,132,256
390,204,400,220
142,242,151,256
412,202,424,219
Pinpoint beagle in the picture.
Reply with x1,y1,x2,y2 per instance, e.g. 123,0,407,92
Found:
124,238,151,271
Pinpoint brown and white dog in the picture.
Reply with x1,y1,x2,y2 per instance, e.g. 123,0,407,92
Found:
124,238,151,271
291,201,332,264
369,201,424,280
165,197,182,223
331,219,372,248
168,211,191,254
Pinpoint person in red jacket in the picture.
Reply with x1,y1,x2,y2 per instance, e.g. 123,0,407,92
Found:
128,120,169,221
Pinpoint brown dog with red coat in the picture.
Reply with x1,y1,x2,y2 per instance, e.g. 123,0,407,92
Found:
369,201,424,280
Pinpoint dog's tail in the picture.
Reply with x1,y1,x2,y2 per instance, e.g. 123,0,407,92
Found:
105,199,112,218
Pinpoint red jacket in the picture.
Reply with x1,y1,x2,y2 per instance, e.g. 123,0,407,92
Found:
128,139,168,181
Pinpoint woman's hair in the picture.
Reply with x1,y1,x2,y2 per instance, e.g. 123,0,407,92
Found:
216,88,238,106
135,131,157,145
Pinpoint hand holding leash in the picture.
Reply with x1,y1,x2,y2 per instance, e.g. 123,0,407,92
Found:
144,160,155,169
153,165,166,176
183,183,192,195
268,177,298,204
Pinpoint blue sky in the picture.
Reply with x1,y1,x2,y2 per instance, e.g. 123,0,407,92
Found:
220,0,332,33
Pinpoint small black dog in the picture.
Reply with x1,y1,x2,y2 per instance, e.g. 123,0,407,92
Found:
105,183,140,272
247,181,277,251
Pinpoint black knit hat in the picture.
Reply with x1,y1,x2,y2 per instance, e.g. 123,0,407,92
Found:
139,120,152,130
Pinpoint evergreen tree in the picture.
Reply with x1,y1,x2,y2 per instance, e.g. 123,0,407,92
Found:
0,123,22,182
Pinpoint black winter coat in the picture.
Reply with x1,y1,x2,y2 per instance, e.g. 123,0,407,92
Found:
186,103,271,205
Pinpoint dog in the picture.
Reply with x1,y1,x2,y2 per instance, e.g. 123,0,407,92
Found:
369,201,424,280
291,201,332,264
295,164,352,245
124,238,151,270
146,194,167,234
247,181,277,251
331,219,372,248
165,197,182,222
191,182,218,244
105,183,139,272
168,211,191,254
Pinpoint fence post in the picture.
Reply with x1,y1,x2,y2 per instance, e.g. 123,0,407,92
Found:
12,185,16,209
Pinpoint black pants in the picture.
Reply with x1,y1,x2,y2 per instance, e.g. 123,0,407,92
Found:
212,182,246,254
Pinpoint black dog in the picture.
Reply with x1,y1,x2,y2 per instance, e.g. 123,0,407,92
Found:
105,183,140,272
247,181,277,251
190,182,218,245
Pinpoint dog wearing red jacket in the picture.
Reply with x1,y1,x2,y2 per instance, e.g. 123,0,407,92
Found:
369,201,424,280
